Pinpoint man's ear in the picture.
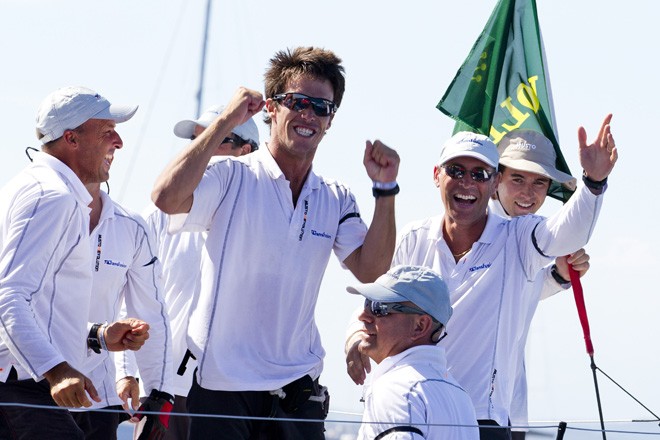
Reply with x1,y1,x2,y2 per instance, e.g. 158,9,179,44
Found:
411,315,434,342
63,130,77,147
326,114,334,131
433,166,441,188
489,171,502,197
265,98,277,121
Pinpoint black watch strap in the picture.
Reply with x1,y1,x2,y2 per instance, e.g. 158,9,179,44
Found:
88,323,102,354
551,264,570,285
372,184,400,198
582,171,607,191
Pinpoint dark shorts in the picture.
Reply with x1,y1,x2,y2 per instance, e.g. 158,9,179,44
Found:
478,419,512,440
187,375,329,440
163,395,191,440
0,369,84,440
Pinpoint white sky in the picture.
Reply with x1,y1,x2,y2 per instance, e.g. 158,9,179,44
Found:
1,0,659,430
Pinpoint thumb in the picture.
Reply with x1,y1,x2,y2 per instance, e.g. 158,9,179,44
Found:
360,351,371,374
577,126,587,149
85,376,101,403
131,384,141,411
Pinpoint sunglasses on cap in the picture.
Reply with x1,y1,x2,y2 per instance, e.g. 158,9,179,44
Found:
272,93,337,117
441,164,495,183
364,299,429,319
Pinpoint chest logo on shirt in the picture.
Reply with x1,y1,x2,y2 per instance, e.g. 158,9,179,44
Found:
468,262,492,272
311,230,332,239
104,259,127,268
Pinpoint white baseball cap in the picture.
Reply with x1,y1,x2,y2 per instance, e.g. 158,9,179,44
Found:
36,86,138,144
498,129,576,191
438,131,499,168
173,105,260,146
347,265,453,326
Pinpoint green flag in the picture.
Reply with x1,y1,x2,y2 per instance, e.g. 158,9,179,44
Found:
437,0,573,202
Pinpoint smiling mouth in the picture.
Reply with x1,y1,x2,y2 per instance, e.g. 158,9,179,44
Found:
454,194,476,204
515,201,533,209
294,126,315,137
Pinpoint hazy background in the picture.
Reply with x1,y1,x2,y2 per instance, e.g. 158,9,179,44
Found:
1,0,658,436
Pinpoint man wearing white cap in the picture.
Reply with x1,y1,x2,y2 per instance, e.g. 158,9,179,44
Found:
349,265,478,440
346,118,617,440
173,104,260,156
493,130,589,440
0,86,150,439
136,106,260,440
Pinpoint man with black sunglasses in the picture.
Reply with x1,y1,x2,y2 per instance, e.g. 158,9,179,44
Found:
348,265,479,440
346,122,617,440
152,46,400,439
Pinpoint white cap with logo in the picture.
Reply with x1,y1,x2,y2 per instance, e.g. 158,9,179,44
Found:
438,131,499,168
36,86,138,144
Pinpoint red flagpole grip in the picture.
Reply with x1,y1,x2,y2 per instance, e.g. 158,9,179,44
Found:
569,264,594,355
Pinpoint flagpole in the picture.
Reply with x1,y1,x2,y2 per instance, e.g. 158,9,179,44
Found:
568,266,606,440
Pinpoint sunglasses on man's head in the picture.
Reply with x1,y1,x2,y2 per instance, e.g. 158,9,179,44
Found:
221,136,243,146
364,299,427,318
441,164,495,182
272,93,337,117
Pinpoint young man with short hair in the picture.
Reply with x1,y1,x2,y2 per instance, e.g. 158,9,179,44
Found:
152,47,401,439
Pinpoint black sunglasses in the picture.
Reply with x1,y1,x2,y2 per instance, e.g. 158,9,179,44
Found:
364,299,427,318
442,164,495,182
221,136,240,145
272,93,337,117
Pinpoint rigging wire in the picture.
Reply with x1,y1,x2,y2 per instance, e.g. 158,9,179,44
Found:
117,0,190,203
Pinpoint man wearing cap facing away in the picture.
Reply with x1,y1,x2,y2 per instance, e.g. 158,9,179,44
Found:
493,130,590,440
346,117,617,440
0,86,150,439
173,104,260,155
350,265,478,440
135,106,260,440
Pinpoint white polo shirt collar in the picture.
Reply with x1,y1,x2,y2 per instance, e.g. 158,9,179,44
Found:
33,151,92,207
260,143,321,192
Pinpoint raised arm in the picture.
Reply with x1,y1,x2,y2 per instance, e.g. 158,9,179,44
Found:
151,87,264,214
343,140,400,282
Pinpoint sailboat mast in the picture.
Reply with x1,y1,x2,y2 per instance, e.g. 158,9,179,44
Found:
196,0,213,118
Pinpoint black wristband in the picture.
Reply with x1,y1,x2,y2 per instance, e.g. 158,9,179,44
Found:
550,264,570,285
372,184,400,198
582,171,607,191
87,323,103,354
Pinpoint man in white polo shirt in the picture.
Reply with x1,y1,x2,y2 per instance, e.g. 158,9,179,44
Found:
152,47,400,439
0,86,150,439
140,106,260,440
490,129,589,439
350,265,478,440
346,118,617,440
71,179,174,440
